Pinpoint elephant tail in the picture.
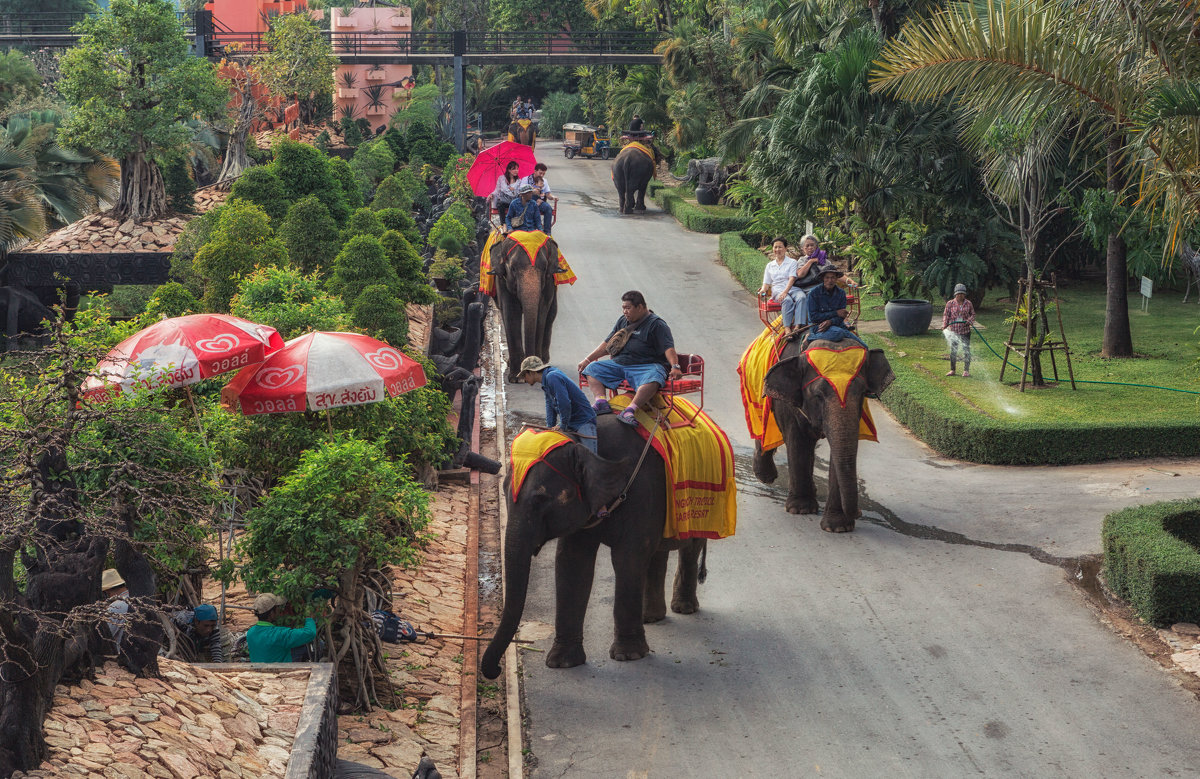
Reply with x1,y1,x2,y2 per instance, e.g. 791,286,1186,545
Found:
698,543,707,584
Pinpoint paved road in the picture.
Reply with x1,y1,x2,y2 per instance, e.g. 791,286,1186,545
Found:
499,144,1200,778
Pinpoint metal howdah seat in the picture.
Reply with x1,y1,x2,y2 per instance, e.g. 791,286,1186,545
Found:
757,274,866,332
579,354,705,424
488,197,557,229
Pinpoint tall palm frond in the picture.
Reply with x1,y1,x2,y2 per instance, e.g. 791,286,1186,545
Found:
0,141,47,254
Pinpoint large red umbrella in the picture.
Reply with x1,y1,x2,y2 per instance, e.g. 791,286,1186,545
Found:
220,331,427,415
467,140,538,197
83,314,284,402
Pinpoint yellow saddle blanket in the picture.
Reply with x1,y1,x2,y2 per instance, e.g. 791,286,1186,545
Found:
737,324,878,453
623,141,655,166
508,429,574,501
479,230,577,297
608,395,736,540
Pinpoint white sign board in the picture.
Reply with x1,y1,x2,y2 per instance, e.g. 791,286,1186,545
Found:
1141,276,1153,298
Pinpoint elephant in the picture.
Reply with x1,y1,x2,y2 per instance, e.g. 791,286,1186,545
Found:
753,336,894,532
480,416,708,679
506,118,537,148
488,232,559,382
612,140,663,215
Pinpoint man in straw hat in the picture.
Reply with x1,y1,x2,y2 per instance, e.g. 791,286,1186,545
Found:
505,181,542,233
802,264,868,348
518,355,598,453
245,593,318,663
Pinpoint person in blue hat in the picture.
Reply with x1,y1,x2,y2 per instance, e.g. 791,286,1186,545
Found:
172,603,227,663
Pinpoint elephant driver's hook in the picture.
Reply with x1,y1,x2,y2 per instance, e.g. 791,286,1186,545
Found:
583,408,663,529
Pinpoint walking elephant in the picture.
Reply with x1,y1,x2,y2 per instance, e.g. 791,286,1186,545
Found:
480,417,708,679
506,119,537,148
753,336,894,532
488,232,559,382
612,140,662,215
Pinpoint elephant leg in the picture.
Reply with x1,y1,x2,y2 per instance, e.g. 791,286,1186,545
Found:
752,441,778,483
821,427,861,533
642,549,669,623
634,183,648,212
670,541,703,615
609,544,651,661
777,409,819,515
547,534,599,669
821,459,854,533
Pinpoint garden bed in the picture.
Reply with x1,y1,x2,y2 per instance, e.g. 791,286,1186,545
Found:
648,182,749,233
1103,499,1200,626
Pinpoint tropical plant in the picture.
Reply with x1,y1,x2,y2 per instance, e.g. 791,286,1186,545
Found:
362,84,387,113
58,0,226,221
257,13,338,124
0,50,42,112
539,91,583,139
465,65,515,129
0,134,47,255
338,69,359,91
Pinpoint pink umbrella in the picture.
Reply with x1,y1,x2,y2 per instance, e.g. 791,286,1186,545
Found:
467,140,538,197
83,314,284,402
220,331,427,416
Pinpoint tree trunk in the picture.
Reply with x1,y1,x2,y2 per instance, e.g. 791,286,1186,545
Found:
218,86,258,187
115,150,167,223
868,0,884,38
1102,132,1133,358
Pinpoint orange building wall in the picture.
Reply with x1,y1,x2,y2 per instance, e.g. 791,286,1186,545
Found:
332,6,414,133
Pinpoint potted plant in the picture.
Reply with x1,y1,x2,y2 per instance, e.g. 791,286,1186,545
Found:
336,70,358,100
363,85,388,116
695,184,720,206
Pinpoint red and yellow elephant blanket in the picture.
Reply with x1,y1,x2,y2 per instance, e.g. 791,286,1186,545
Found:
478,229,577,298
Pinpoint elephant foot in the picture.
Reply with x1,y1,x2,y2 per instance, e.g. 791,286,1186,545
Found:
506,372,521,383
820,516,856,533
786,497,820,515
643,609,666,624
634,207,646,214
546,640,586,669
610,635,650,662
670,596,699,615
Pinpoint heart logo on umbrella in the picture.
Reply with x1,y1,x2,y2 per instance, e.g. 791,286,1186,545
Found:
195,334,240,353
365,348,403,371
256,366,305,389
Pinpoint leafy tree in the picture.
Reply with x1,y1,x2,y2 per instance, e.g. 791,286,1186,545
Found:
169,206,223,297
380,229,435,303
0,51,41,113
371,173,414,212
215,58,272,183
427,208,470,253
229,264,351,340
160,153,195,214
349,138,397,201
279,195,341,275
193,200,289,311
391,165,429,212
145,281,200,318
327,155,364,211
375,207,423,248
330,234,400,306
270,139,350,223
0,0,97,12
59,0,226,221
342,207,386,242
539,91,583,139
489,0,594,32
465,65,515,129
257,13,338,125
229,166,290,222
352,283,409,347
238,438,430,711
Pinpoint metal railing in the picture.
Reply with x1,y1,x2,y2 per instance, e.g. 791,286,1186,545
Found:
206,29,663,58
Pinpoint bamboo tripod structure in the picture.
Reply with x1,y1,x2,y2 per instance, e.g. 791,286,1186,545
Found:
999,273,1076,392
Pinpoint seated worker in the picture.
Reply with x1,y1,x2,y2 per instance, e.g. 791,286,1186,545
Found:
577,291,683,427
505,182,542,233
518,356,598,453
172,604,227,663
245,593,317,663
521,163,557,235
805,264,868,347
629,114,644,132
102,568,130,651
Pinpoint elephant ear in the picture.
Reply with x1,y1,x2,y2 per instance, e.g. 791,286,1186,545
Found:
865,349,894,398
571,445,629,517
762,354,809,405
490,235,510,276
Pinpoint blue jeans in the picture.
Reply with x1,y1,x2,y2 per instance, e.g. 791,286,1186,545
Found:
571,421,597,453
781,288,808,327
582,360,668,391
537,201,554,233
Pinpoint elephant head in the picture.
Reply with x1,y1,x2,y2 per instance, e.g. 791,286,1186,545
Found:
761,340,893,532
489,234,560,381
480,442,628,679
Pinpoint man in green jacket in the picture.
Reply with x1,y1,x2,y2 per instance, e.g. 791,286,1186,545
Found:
246,593,317,663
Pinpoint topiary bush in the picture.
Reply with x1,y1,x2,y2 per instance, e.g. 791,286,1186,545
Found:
352,283,409,347
327,155,364,211
193,201,289,312
162,153,195,215
719,231,770,293
145,282,200,319
229,166,290,222
271,139,350,224
651,187,751,233
427,209,470,254
392,165,429,213
329,234,400,306
349,138,397,201
229,265,351,340
375,207,422,249
380,229,436,304
445,202,475,236
371,173,413,213
279,195,341,275
341,207,386,242
1103,500,1200,626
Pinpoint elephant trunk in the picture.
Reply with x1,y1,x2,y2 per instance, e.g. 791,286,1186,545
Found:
481,524,534,680
518,271,543,363
824,414,862,530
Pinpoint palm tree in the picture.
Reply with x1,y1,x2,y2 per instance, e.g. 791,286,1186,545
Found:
870,0,1200,357
0,139,46,257
465,65,514,130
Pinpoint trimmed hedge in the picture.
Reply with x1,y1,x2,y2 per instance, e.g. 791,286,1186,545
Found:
1103,500,1200,626
719,231,767,292
648,183,751,234
876,359,1200,464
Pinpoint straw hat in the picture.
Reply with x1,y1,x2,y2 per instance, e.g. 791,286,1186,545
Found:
253,593,287,615
819,264,844,278
517,356,548,377
101,569,125,591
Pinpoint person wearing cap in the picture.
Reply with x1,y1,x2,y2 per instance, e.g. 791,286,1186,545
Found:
505,181,542,233
803,264,849,336
942,283,976,377
172,604,228,663
518,356,598,453
102,568,130,649
245,593,318,663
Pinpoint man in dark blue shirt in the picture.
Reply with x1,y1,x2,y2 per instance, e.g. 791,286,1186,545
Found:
518,356,598,452
806,264,848,331
578,290,682,426
505,182,542,233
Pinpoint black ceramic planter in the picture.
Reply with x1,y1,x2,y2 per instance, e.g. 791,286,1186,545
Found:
884,298,933,336
695,186,719,206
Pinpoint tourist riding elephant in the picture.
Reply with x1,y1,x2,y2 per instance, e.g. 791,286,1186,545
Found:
488,232,559,382
612,140,662,215
506,118,537,148
753,336,894,532
480,416,708,679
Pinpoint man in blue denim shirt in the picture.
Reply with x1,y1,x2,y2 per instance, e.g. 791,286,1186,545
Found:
505,182,542,232
805,264,848,331
518,356,598,453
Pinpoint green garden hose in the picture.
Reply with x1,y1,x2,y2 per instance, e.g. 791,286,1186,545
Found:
968,325,1200,396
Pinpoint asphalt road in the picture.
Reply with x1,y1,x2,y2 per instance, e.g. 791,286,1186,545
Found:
499,143,1200,778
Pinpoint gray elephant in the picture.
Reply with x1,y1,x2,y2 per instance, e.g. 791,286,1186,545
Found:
753,336,894,532
480,416,708,679
612,140,663,215
488,232,559,382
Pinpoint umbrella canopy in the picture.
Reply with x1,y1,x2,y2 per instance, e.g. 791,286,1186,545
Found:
83,314,284,401
220,331,427,415
467,140,538,197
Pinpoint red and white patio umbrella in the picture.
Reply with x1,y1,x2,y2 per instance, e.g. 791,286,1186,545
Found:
220,331,427,416
83,314,284,402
